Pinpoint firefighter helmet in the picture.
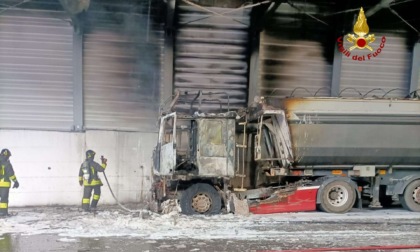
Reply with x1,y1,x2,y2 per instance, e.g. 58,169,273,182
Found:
0,149,11,157
86,150,96,159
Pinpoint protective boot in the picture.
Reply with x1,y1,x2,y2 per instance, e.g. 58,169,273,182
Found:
0,207,8,217
90,194,100,211
82,198,91,212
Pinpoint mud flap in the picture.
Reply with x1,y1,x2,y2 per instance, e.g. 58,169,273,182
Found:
228,193,249,216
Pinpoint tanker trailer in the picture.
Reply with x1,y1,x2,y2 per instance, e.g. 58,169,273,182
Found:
242,97,420,214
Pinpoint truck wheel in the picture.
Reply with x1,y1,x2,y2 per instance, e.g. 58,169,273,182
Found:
180,183,222,215
318,180,356,213
400,180,420,212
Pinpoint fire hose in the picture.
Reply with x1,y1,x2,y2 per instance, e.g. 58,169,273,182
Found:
102,171,142,214
278,244,420,251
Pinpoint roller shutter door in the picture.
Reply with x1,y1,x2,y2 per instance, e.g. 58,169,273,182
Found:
339,33,411,98
84,3,164,132
259,4,333,98
174,4,251,113
0,9,73,130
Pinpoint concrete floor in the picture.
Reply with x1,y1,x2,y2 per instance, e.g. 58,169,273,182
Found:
1,206,420,252
2,232,420,252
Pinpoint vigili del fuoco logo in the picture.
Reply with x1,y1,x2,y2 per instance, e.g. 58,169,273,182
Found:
337,7,386,61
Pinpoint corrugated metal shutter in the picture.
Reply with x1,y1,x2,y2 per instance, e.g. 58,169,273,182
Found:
339,33,411,98
0,9,74,130
259,4,332,98
174,4,251,113
84,4,164,132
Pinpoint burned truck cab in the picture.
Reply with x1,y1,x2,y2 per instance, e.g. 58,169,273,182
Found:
152,105,237,214
154,111,236,177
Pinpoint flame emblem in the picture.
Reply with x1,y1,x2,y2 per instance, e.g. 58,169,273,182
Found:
347,7,375,51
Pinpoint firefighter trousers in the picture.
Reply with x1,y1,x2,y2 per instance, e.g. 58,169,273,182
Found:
82,185,101,210
0,187,10,215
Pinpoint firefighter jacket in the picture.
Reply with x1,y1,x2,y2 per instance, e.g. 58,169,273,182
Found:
0,160,17,188
78,160,106,186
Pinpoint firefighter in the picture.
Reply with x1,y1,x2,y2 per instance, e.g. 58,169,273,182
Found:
79,150,107,211
0,149,19,217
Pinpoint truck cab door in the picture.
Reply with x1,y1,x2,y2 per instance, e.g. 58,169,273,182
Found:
156,112,177,175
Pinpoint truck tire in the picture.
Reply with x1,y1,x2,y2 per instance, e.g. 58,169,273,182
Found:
318,180,356,213
399,180,420,212
180,183,222,215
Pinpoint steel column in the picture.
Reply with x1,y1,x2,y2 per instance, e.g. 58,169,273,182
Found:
248,33,260,105
331,42,342,97
161,0,176,107
72,31,84,131
409,42,420,95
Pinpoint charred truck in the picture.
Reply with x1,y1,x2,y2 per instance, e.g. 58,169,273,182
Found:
152,91,420,214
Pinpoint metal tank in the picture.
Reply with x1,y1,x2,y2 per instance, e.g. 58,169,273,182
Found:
277,97,420,166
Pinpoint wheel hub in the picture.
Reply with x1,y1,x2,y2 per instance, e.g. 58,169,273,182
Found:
329,191,339,200
192,193,212,213
327,185,349,207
